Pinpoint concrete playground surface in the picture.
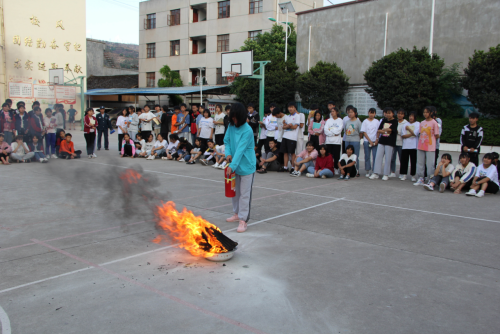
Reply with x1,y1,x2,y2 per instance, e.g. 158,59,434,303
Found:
1,131,499,333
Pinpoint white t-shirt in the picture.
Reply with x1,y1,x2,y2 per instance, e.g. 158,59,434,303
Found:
360,118,380,142
117,115,128,134
342,116,350,140
199,117,214,139
154,139,167,149
259,115,268,140
143,141,155,152
401,122,420,150
396,119,409,147
283,113,301,141
324,117,343,145
166,140,179,154
214,112,225,135
215,144,225,155
276,117,284,142
340,153,357,163
12,142,28,155
297,112,306,141
138,139,146,152
139,112,155,131
476,164,499,186
437,163,454,176
266,116,278,138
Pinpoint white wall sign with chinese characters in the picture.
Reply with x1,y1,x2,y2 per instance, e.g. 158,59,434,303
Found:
34,84,56,99
8,82,33,99
55,85,76,104
344,87,383,116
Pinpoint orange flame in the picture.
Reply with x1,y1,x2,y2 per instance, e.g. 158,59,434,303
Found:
153,201,228,257
119,169,142,184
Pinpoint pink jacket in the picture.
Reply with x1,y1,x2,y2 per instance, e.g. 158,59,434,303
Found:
298,149,318,165
0,141,12,153
121,139,136,156
308,119,326,144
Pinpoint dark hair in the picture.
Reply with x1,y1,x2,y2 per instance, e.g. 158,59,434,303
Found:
2,103,9,107
199,104,205,110
16,101,25,108
85,107,93,115
306,141,315,148
310,103,319,110
143,104,150,109
58,130,66,137
247,103,255,109
203,109,210,117
327,101,336,106
423,106,433,114
169,133,179,141
180,103,187,108
146,134,154,142
264,107,271,115
287,101,297,109
207,139,214,144
229,103,247,127
215,104,223,112
314,110,322,122
44,108,52,115
441,153,452,163
459,152,470,160
34,106,41,112
121,108,129,116
136,133,142,139
154,104,160,108
397,108,406,116
269,102,278,109
162,105,169,111
268,138,276,144
136,107,141,113
483,153,493,161
156,133,163,140
123,133,130,139
368,108,377,114
65,133,72,137
383,107,394,115
491,152,499,160
33,101,40,106
225,105,231,111
330,107,339,117
318,145,329,156
272,109,281,116
179,137,188,143
174,105,180,111
0,133,4,138
15,135,24,141
5,99,12,104
469,112,479,119
345,144,355,153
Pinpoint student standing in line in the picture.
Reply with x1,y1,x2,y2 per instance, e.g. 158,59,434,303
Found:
153,104,163,139
225,103,257,233
128,106,140,142
432,108,443,168
274,105,285,152
54,105,65,137
280,102,301,173
1,102,15,144
323,107,343,172
120,133,136,158
370,107,398,180
83,108,98,159
423,153,454,192
338,144,358,180
246,103,259,145
170,106,180,135
413,107,440,186
295,109,306,156
308,110,325,151
343,106,362,176
341,105,354,154
306,145,334,179
291,141,318,177
95,106,112,151
257,138,281,174
29,107,45,141
159,105,171,141
449,153,476,194
116,108,129,152
0,133,11,164
460,112,483,167
43,108,58,158
178,103,191,143
360,108,380,177
465,153,499,198
15,104,29,144
256,108,270,155
389,108,408,178
197,109,214,148
139,105,155,141
399,111,420,181
67,104,77,131
265,104,279,151
307,103,320,130
213,104,226,145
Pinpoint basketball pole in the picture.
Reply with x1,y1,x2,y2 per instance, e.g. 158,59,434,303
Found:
248,61,270,135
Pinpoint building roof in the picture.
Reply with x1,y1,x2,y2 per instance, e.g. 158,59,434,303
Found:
87,75,138,90
86,85,229,96
296,0,374,15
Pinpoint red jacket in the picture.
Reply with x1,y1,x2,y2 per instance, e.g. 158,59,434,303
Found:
315,154,334,171
84,115,98,134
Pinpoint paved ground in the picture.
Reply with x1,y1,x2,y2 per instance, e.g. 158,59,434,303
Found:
1,130,499,333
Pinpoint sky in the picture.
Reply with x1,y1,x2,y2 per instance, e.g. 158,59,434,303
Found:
86,0,350,45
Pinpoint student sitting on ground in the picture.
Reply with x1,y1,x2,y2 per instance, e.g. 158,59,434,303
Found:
423,153,454,192
59,133,82,159
306,145,334,179
0,133,12,165
257,138,281,174
338,144,358,180
138,134,155,158
134,133,144,153
213,144,227,169
11,135,35,163
200,139,216,165
120,133,136,158
176,137,193,162
29,135,48,163
185,137,206,164
147,133,167,160
492,152,499,177
163,134,180,160
55,130,66,156
291,141,318,177
449,153,476,194
465,153,499,198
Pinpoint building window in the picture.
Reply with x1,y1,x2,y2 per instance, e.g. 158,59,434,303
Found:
170,40,180,56
145,13,156,29
218,1,230,19
217,34,229,52
216,68,228,85
249,0,263,14
147,43,156,58
146,72,155,87
168,9,180,26
248,30,262,41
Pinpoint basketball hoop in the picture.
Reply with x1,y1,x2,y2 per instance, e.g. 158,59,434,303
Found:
225,71,240,85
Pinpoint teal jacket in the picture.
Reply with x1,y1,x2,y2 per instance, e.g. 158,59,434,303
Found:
224,123,256,176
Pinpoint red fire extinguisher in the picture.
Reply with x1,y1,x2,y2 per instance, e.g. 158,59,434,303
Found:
225,166,236,198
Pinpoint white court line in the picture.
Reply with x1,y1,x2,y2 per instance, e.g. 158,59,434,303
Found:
0,198,342,295
0,304,12,334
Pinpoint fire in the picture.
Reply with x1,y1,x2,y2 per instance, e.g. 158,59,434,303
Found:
153,201,230,257
119,169,143,184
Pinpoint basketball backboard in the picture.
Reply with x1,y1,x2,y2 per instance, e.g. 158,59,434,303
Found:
49,68,64,85
221,50,253,77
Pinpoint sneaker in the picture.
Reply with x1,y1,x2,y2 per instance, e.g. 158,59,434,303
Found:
475,190,485,198
277,167,287,173
338,175,345,180
237,220,248,233
93,153,97,158
413,178,425,186
226,214,239,222
44,158,49,163
369,174,379,180
411,176,417,182
321,175,327,179
365,171,371,177
400,175,407,181
161,157,168,160
389,173,397,178
186,161,195,165
105,148,109,151
51,154,58,159
290,171,298,177
179,158,185,162
382,175,389,181
423,184,434,191
201,159,208,166
257,169,267,174
439,183,446,193
151,155,156,160
146,155,152,160
295,171,301,177
306,173,314,178
218,164,225,169
345,175,350,181
212,163,219,168
465,189,477,196
88,155,92,159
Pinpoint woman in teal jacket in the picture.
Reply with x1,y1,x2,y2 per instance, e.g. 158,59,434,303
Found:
224,103,257,233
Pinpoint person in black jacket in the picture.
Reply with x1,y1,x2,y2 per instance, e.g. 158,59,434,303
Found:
15,105,30,144
460,112,483,167
247,103,259,145
95,106,113,150
160,105,171,140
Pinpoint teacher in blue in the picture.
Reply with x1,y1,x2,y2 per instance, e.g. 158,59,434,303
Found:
224,103,257,233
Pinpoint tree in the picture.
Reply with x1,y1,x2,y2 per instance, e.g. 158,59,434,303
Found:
296,61,349,112
157,65,184,106
433,63,463,117
230,24,299,109
364,47,446,114
462,44,500,118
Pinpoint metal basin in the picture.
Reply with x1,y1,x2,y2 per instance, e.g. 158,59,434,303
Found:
205,247,237,262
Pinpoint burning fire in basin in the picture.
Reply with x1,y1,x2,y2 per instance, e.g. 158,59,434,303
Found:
118,169,238,261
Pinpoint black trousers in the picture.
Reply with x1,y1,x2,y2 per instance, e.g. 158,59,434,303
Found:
118,134,124,152
59,150,82,159
326,144,341,167
97,130,109,149
123,144,133,157
215,134,225,146
84,133,96,155
466,151,479,167
400,149,417,176
339,159,357,177
309,135,320,151
141,131,152,142
256,138,267,155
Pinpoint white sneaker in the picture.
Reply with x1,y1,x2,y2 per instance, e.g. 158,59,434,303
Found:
179,158,185,162
389,173,396,178
295,171,302,177
51,154,58,159
92,153,97,158
146,155,153,160
161,157,168,160
439,183,446,193
306,173,314,178
382,175,389,181
369,173,379,180
423,184,434,191
201,159,208,166
321,175,327,179
151,155,156,160
88,155,92,159
400,175,407,181
413,177,425,186
475,190,485,198
212,163,219,168
218,164,225,169
411,176,417,182
365,171,371,177
465,189,477,196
